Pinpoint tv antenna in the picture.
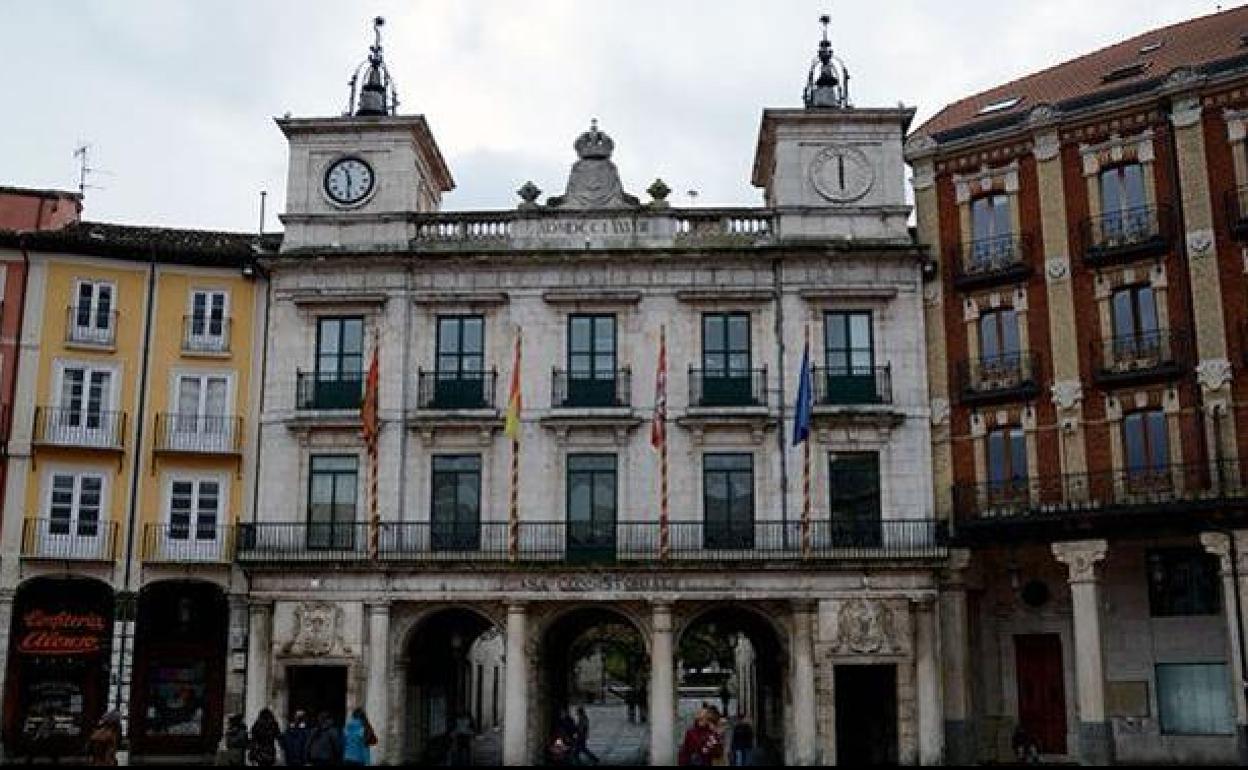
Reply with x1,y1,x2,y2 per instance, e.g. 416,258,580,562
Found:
73,143,109,197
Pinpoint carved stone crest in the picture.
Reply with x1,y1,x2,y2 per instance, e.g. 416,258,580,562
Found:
546,120,639,210
1050,380,1083,412
1186,229,1214,259
1196,358,1232,393
929,397,950,427
1044,256,1069,281
285,602,347,657
832,599,899,655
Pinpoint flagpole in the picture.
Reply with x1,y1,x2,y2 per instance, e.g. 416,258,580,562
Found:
801,324,812,559
367,328,381,560
658,326,670,561
507,329,522,562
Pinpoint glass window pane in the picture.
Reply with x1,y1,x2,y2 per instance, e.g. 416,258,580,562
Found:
319,320,340,355
438,318,460,354
594,318,614,352
703,315,723,353
1137,287,1157,333
570,317,591,353
987,431,1005,484
971,197,991,240
1157,663,1234,735
1000,310,1019,355
568,474,591,522
462,318,483,354
728,315,749,351
1123,164,1146,210
1124,414,1146,470
826,314,846,350
849,314,870,350
342,319,363,354
1100,168,1123,215
980,314,1001,359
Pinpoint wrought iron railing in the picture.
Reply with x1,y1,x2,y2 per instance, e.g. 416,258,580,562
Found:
950,233,1033,289
551,368,631,408
66,305,117,346
32,406,126,448
813,365,892,405
1090,329,1188,383
296,370,364,410
1078,205,1173,265
416,369,497,410
955,352,1041,402
153,413,242,454
688,367,767,408
182,314,231,354
21,517,118,560
141,522,234,562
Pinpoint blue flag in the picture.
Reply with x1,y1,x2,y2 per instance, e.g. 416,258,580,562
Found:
793,340,813,446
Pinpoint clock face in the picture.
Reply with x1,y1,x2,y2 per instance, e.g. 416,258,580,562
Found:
324,157,375,206
809,145,875,203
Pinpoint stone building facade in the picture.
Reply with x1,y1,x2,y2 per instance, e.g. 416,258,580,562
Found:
907,6,1248,765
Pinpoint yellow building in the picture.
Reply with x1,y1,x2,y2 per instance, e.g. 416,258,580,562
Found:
0,222,270,760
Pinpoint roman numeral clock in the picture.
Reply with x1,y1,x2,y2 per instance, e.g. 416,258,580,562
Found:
809,144,874,203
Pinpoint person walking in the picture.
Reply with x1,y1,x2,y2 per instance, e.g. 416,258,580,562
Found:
678,708,723,766
306,712,342,767
222,714,249,766
729,714,754,766
86,710,122,766
281,710,312,767
342,707,378,766
572,705,600,765
249,709,281,767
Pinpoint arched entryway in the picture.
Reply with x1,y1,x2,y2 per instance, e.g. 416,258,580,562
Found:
129,580,229,760
539,606,649,766
403,607,503,765
677,604,787,766
2,576,114,760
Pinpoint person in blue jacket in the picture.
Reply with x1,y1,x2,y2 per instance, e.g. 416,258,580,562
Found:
342,707,378,766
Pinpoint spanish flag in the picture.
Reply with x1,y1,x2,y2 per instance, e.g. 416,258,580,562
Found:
504,329,522,440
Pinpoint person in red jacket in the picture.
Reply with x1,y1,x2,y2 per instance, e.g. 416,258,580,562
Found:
678,708,724,766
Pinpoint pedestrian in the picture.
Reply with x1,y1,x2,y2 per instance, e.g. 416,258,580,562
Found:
249,708,281,767
342,707,377,766
573,705,600,765
450,712,474,766
728,713,754,766
281,709,312,767
547,706,577,765
306,712,342,767
222,714,249,766
86,710,122,766
678,708,724,766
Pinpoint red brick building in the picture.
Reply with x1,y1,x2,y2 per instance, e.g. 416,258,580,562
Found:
907,7,1248,764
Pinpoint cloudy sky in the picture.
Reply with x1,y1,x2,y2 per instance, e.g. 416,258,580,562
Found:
3,1,1230,231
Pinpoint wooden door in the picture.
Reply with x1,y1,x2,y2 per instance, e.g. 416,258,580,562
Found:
1014,634,1067,754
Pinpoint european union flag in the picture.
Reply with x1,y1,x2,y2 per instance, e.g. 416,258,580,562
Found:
793,340,813,446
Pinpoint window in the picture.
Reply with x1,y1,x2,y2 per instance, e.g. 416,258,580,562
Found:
829,453,880,545
986,426,1028,506
431,455,481,550
1147,549,1220,617
703,453,754,549
824,311,876,403
978,308,1020,363
434,315,485,408
173,374,230,449
566,315,616,406
970,194,1012,250
701,313,753,405
168,479,220,542
1110,285,1159,360
187,290,228,352
1099,163,1149,242
1156,663,1234,735
312,317,364,409
307,455,358,549
47,473,103,537
567,454,617,558
54,365,114,442
1123,409,1168,473
71,280,114,345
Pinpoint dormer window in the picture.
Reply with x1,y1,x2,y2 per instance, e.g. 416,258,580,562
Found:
977,96,1022,115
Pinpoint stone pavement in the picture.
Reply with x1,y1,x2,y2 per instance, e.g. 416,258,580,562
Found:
581,702,648,765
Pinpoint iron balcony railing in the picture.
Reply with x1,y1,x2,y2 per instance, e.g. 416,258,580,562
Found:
1090,329,1188,384
1078,205,1173,265
813,365,892,405
688,367,767,408
952,460,1246,528
65,305,117,347
141,522,234,562
153,413,242,454
955,352,1041,403
182,314,231,354
234,518,947,563
551,368,631,408
950,233,1034,289
1226,186,1248,241
296,370,364,411
33,406,126,449
416,369,497,410
21,517,119,560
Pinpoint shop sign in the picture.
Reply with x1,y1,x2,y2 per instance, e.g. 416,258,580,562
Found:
16,609,109,656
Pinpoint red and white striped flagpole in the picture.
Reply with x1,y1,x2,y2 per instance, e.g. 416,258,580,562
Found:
654,326,670,561
505,329,523,561
365,328,381,559
801,324,812,559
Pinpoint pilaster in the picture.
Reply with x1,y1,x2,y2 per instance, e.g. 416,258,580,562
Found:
1052,539,1112,766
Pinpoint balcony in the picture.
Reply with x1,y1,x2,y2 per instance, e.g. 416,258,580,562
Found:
951,461,1248,543
32,406,126,450
950,233,1034,290
65,305,117,347
141,522,233,563
1078,205,1173,266
181,314,231,355
688,368,767,408
956,352,1041,405
21,517,118,560
1090,329,1188,386
1227,186,1248,241
234,518,947,564
551,368,631,409
296,370,363,411
416,369,497,410
813,365,892,405
153,413,242,455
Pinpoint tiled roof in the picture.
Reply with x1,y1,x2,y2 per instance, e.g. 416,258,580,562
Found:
0,221,281,266
913,5,1248,142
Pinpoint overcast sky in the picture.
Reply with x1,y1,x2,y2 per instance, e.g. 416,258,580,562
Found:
2,1,1231,231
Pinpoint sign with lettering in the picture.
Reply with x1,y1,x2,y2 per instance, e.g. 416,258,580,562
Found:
505,574,680,593
509,215,676,248
17,610,109,656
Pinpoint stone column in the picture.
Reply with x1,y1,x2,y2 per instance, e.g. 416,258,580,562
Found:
365,602,391,764
223,594,249,736
0,590,13,757
914,597,944,765
1052,540,1111,766
1201,531,1248,764
245,601,274,723
940,549,974,764
790,601,819,765
649,601,676,766
502,602,530,766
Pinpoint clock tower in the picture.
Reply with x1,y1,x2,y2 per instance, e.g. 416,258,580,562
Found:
751,15,912,242
277,17,454,253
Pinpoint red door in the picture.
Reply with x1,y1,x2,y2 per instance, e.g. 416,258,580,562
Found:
1014,634,1067,754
